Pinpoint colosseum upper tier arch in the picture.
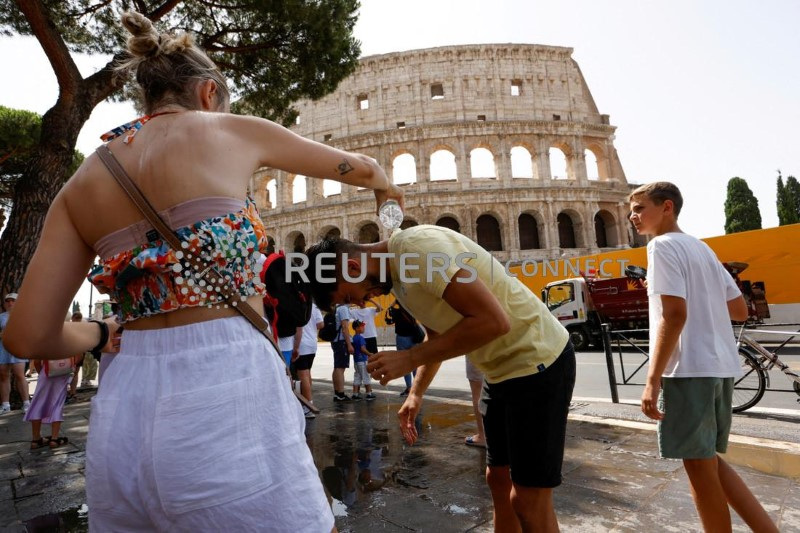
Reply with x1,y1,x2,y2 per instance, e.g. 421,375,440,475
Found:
252,44,641,263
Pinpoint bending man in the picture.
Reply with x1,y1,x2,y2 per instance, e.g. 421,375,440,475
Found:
307,225,575,532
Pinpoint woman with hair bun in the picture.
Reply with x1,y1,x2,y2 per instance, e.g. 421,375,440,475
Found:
4,10,401,531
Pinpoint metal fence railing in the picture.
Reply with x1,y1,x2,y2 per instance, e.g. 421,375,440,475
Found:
601,324,650,404
602,322,800,408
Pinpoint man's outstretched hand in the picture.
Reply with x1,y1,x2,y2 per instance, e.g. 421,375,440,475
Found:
367,350,415,386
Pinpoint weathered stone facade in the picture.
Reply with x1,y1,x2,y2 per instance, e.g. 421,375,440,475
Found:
251,44,640,262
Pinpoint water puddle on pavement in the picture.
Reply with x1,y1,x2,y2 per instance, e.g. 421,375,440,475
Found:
306,393,464,517
24,503,88,532
307,398,476,518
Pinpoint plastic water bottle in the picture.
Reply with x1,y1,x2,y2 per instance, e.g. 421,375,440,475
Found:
378,199,404,231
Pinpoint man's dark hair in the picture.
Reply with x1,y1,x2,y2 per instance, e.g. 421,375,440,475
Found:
71,312,83,321
305,237,363,312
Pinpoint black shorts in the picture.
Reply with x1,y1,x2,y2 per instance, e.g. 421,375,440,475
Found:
365,337,378,355
481,342,576,488
294,354,316,371
332,340,350,369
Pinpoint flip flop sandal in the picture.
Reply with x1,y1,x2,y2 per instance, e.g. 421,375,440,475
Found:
465,436,486,448
30,437,50,449
48,436,69,448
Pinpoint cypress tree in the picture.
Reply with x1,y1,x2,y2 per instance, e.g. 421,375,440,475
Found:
786,175,800,224
776,172,799,225
724,177,762,234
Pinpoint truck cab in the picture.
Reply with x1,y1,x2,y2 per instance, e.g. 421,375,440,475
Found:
542,278,596,350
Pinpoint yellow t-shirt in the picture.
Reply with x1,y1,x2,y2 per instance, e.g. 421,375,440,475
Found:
388,225,569,384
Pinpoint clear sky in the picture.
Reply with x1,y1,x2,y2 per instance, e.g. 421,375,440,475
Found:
0,0,797,310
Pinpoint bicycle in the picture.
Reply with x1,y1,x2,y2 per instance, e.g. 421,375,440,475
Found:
733,324,800,413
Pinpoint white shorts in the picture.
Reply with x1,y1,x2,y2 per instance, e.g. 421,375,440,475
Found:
353,361,371,386
86,316,333,532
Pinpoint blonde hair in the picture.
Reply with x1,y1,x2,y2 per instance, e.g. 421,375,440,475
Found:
117,11,230,114
628,181,683,216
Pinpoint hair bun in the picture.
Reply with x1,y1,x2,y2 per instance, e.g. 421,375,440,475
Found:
121,11,160,58
121,11,196,59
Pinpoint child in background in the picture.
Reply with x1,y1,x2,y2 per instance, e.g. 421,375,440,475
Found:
350,320,376,401
25,358,73,449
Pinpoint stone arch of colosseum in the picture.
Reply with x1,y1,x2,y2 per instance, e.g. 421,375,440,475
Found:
253,44,644,263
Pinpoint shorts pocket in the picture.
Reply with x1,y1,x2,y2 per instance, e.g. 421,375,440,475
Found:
86,396,120,511
152,377,271,516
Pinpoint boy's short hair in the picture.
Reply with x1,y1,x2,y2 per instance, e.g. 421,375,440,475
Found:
352,319,364,329
629,181,683,216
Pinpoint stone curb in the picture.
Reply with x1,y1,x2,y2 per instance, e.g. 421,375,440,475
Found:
569,413,800,480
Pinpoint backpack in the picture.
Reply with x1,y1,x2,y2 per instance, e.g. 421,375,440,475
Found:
260,251,312,340
318,311,340,342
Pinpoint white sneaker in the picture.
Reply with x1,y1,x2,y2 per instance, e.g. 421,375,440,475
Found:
0,405,10,415
22,401,30,414
302,405,316,419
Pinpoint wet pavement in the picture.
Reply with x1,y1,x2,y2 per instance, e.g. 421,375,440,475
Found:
1,380,799,532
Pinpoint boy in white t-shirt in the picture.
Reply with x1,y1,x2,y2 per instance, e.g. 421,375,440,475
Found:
629,182,776,533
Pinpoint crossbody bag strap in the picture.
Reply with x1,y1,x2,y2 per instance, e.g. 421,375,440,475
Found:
94,145,280,355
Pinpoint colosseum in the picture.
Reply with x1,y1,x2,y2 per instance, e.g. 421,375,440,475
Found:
251,43,642,263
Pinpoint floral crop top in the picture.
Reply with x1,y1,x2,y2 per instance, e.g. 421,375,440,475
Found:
88,197,269,323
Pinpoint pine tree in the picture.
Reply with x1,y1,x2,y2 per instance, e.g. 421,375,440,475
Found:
724,177,762,234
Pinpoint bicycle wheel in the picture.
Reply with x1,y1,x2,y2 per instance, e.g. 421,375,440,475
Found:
732,348,766,413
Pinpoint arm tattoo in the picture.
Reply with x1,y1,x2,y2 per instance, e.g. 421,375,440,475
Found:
337,158,354,176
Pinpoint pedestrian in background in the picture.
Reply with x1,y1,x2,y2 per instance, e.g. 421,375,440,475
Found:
0,293,30,415
350,319,376,401
292,302,324,418
25,356,72,449
331,303,354,401
384,301,421,396
67,313,86,400
464,358,486,449
350,299,382,355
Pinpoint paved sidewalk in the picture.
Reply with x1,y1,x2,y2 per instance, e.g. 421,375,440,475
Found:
0,380,798,532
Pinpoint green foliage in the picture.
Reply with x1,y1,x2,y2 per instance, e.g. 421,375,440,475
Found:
724,177,762,234
777,173,795,225
0,105,82,204
0,105,41,203
0,0,362,125
0,105,40,169
777,172,800,226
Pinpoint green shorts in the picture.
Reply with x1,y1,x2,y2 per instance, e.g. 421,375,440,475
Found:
657,377,734,459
